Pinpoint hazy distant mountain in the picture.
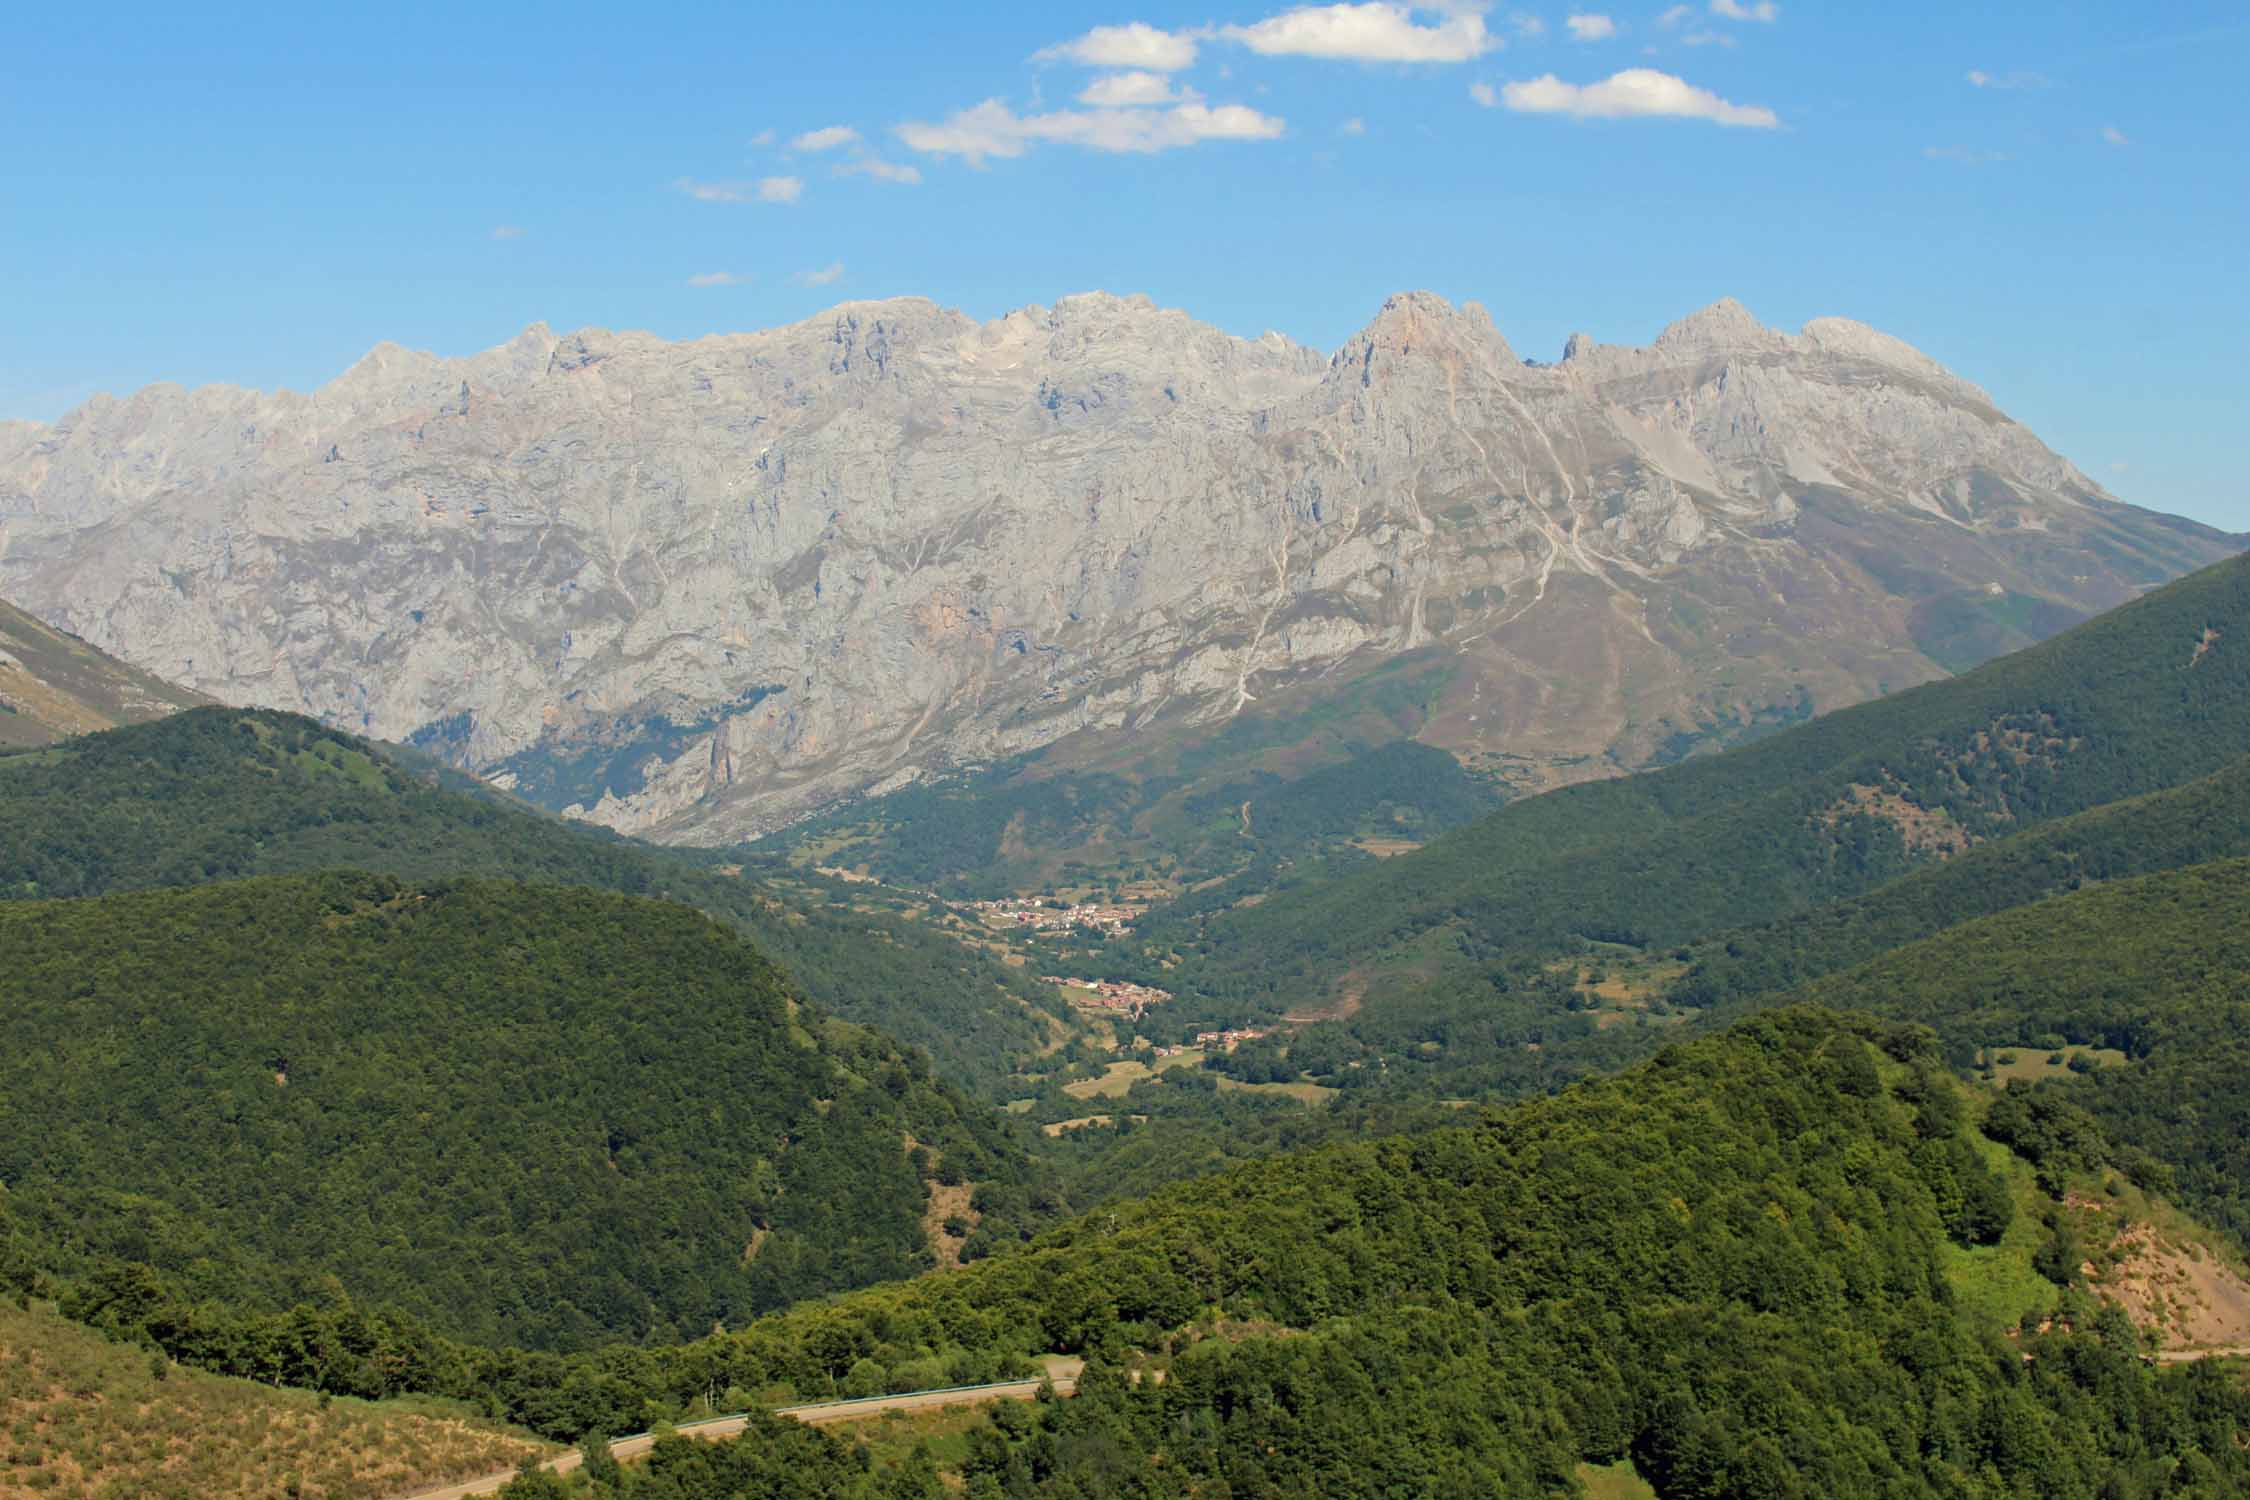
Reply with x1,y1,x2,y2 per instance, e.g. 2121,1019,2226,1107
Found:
0,593,205,748
0,292,2231,838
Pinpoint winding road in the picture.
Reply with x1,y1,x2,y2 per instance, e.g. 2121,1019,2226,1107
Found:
396,1369,1080,1500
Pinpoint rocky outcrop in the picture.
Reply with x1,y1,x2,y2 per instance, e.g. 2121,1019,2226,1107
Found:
0,291,2232,837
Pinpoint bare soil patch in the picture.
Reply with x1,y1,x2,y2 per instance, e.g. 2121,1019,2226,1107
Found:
2091,1227,2250,1351
920,1179,980,1271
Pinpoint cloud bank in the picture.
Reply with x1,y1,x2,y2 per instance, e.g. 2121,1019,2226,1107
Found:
898,99,1285,161
1034,21,1198,71
676,176,803,204
1224,3,1496,63
1497,68,1779,126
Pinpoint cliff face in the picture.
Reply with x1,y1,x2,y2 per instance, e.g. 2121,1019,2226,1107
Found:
0,291,2231,837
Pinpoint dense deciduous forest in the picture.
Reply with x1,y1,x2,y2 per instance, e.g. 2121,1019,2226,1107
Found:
1769,856,2250,1244
0,709,1063,1095
23,1010,2250,1499
0,872,1050,1351
1672,754,2250,1007
26,1007,2241,1500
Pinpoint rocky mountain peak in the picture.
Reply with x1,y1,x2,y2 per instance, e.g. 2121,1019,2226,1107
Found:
1328,290,1520,389
1651,296,1790,357
0,289,2228,841
1798,316,1994,405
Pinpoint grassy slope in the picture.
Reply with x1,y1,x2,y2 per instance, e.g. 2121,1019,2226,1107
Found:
0,597,205,748
1152,551,2250,1009
0,1298,551,1500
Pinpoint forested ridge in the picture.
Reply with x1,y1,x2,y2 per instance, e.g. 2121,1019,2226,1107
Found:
0,708,1061,1095
20,1010,2250,1497
0,873,1043,1352
1673,753,2250,1007
1134,551,2250,1008
1760,856,2250,1246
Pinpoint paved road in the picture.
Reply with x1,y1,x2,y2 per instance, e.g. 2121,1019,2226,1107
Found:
395,1373,1078,1500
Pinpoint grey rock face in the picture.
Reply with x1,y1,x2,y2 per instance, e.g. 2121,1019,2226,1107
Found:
0,291,2233,839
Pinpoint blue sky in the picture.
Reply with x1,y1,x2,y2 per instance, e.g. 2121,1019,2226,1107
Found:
5,2,2245,526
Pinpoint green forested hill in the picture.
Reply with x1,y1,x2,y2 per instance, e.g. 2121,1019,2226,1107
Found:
55,1009,2250,1497
1673,753,2250,1006
0,873,1029,1352
0,708,1060,1095
1771,857,2250,1244
1147,552,2250,1008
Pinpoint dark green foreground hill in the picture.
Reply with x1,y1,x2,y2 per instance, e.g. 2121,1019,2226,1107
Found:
0,872,1025,1351
46,1009,2250,1497
0,707,1060,1095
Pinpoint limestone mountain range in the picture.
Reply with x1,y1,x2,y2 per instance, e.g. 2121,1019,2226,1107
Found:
0,290,2234,839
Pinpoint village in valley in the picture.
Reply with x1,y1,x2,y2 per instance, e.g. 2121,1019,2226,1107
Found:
965,896,1142,936
797,862,1306,1107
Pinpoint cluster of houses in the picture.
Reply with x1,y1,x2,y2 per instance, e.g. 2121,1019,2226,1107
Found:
1194,1027,1268,1049
968,898,1142,934
1144,1027,1270,1060
1042,975,1173,1020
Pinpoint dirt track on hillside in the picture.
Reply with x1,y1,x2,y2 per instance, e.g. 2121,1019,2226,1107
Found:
393,1372,1080,1499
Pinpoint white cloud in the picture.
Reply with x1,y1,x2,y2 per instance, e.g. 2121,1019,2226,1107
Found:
676,176,803,204
1501,67,1779,125
791,125,859,151
489,225,524,241
1682,30,1734,46
794,262,845,287
1469,80,1499,106
1657,4,1694,25
1923,144,2008,165
1709,0,1778,19
1512,12,1546,38
837,156,924,184
749,128,777,147
1966,68,2049,90
1339,115,1367,134
1567,14,1618,41
1034,21,1198,71
1079,70,1179,107
687,271,750,287
897,98,1285,162
2100,124,2130,146
1224,4,1496,64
